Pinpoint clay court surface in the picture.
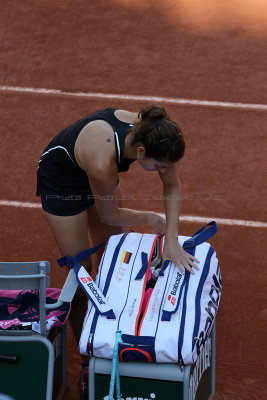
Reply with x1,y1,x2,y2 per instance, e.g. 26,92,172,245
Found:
1,1,267,399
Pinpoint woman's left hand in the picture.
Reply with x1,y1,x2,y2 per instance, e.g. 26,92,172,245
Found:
162,237,200,275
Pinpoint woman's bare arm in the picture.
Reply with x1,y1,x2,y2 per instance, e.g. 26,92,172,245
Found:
159,164,199,274
75,121,165,229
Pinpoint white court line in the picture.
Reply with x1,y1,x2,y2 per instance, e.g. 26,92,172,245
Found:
1,85,267,111
1,200,267,228
180,215,267,228
0,200,42,209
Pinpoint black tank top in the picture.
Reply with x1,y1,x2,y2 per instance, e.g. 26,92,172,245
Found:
37,108,135,196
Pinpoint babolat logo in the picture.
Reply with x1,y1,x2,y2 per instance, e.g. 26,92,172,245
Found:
81,276,92,283
195,263,222,356
171,272,182,296
87,282,105,305
168,295,176,306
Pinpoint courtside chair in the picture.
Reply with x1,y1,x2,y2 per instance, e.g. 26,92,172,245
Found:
0,262,78,400
88,323,216,400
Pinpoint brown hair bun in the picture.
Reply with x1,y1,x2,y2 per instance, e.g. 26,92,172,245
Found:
139,105,167,121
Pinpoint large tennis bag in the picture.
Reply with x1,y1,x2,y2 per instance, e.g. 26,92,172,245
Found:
67,221,222,366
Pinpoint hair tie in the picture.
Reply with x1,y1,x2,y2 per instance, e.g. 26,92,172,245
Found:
173,133,182,145
159,138,169,143
173,138,181,145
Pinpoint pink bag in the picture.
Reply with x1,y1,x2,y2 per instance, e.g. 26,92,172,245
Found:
0,288,71,331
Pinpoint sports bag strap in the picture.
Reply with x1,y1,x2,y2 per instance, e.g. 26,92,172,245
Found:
58,229,135,267
57,250,115,320
183,221,217,249
57,241,106,269
135,252,149,280
74,243,105,263
109,330,123,400
75,265,116,319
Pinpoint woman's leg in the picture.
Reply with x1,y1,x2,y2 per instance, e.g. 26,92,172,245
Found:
44,210,91,349
44,210,91,266
44,184,123,354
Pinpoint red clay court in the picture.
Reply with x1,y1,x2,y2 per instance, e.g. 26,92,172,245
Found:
1,1,267,399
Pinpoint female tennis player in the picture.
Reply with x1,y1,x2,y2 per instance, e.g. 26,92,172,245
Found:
36,105,199,398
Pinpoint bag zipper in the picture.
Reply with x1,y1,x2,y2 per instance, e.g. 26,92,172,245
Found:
134,235,161,336
136,236,164,336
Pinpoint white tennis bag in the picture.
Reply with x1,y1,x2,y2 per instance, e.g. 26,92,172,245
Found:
59,221,221,366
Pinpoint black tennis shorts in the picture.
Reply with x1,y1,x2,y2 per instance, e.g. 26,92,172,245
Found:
36,162,95,216
36,167,119,217
39,192,95,216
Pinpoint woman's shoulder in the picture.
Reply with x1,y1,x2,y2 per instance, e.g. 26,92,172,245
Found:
114,109,138,124
74,120,117,173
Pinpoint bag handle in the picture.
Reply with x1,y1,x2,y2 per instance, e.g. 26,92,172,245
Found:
59,228,135,266
57,247,115,320
57,230,135,319
183,221,217,249
158,221,217,277
58,228,135,267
